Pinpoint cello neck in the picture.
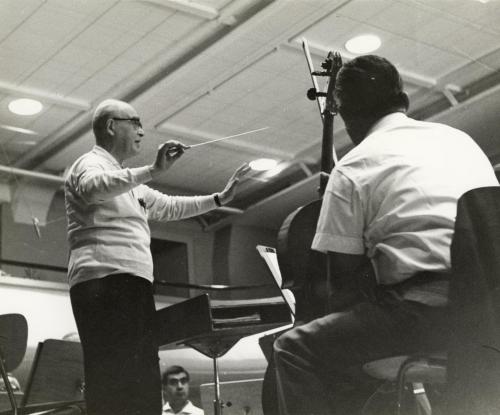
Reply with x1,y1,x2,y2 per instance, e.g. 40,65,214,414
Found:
317,51,342,197
319,109,335,196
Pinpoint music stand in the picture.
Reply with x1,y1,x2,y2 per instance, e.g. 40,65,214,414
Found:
200,378,264,415
157,294,292,415
21,339,85,407
185,336,244,415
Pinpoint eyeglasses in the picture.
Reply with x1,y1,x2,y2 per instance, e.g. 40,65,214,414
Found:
111,117,143,129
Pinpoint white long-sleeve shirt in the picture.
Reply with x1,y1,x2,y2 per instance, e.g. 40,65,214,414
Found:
65,145,217,287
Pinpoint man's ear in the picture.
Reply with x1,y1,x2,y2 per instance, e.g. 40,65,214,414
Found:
106,118,115,136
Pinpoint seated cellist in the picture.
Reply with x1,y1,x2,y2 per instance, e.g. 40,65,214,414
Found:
273,55,498,415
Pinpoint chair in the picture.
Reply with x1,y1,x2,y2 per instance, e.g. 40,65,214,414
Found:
363,353,447,415
363,186,500,415
446,186,500,414
0,314,28,415
21,339,85,409
0,314,85,415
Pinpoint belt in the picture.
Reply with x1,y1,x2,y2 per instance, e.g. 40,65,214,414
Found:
375,271,451,307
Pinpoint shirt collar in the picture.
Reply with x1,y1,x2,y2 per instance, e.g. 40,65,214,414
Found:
366,112,409,138
92,145,122,168
163,401,196,414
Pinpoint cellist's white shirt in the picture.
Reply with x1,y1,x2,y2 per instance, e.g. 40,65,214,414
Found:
312,112,498,285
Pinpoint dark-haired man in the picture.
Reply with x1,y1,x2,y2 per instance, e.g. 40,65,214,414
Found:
66,99,249,415
162,366,203,415
273,55,498,415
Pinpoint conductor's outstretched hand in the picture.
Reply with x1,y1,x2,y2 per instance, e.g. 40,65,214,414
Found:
150,140,190,179
217,163,251,205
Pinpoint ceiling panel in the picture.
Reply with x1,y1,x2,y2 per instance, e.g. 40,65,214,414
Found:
1,0,499,229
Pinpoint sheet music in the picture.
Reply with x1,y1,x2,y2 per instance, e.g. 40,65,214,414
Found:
256,245,296,317
212,313,262,328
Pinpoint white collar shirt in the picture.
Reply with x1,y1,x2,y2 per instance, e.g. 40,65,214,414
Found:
163,401,204,415
312,113,498,288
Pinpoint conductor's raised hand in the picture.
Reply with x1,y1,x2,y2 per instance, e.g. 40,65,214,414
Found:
217,163,251,205
150,140,190,179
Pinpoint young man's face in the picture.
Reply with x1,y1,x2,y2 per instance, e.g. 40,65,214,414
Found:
164,372,190,404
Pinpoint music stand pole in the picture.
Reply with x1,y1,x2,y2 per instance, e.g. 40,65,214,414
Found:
213,356,223,415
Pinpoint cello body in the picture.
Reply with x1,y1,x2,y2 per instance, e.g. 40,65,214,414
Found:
276,200,329,321
260,201,329,415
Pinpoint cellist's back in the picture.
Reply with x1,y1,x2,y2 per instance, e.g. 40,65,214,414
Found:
313,114,498,285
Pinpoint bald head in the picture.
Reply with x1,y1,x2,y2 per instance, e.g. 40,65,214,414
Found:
91,99,144,163
92,99,133,145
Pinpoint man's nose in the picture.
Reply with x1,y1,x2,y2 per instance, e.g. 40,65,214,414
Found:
137,128,144,137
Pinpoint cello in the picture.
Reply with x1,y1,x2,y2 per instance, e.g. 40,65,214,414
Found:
277,44,342,322
261,45,342,414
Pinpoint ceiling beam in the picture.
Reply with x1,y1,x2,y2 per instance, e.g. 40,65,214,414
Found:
0,164,64,184
14,0,276,171
283,40,444,91
203,172,319,232
0,81,90,112
141,0,219,20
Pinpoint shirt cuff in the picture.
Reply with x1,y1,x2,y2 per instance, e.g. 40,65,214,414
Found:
312,233,365,255
130,166,152,184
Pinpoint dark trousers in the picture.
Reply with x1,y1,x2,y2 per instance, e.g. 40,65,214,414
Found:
70,274,162,415
274,295,450,415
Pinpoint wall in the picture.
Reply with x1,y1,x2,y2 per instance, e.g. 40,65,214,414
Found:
1,190,282,298
1,191,68,282
224,224,282,299
0,190,217,287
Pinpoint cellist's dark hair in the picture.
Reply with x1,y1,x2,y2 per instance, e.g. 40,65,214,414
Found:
335,55,408,117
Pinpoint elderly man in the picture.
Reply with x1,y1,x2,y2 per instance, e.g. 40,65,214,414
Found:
273,55,498,414
65,99,249,415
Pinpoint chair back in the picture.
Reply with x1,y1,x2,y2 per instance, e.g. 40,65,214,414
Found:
0,314,28,372
447,186,500,413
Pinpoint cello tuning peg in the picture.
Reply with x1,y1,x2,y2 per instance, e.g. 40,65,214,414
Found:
321,59,333,71
307,88,318,101
307,88,327,101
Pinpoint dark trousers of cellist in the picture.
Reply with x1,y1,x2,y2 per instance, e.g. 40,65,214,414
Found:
274,276,450,414
273,54,499,415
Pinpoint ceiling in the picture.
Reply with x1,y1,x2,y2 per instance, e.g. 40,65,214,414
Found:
1,0,500,231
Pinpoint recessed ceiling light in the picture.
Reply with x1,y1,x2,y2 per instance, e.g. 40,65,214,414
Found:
249,158,278,171
8,98,43,116
345,34,381,54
